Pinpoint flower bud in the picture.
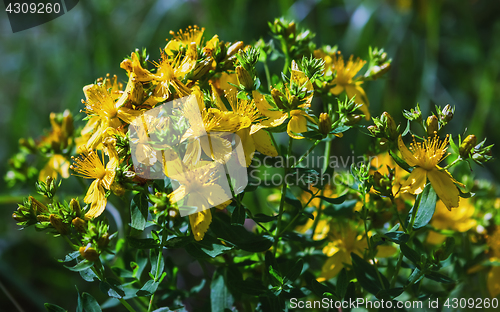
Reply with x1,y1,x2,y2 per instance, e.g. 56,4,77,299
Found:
29,196,48,214
459,135,477,158
97,233,110,248
345,114,362,126
37,215,50,222
441,104,454,123
236,66,254,90
226,41,244,58
79,245,100,262
12,212,28,222
50,214,69,235
367,125,382,137
382,112,398,140
70,198,81,216
318,113,332,135
72,217,87,233
191,57,214,80
426,115,439,137
111,183,126,197
271,88,287,110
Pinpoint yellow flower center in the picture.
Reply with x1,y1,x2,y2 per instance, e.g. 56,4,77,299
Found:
70,150,107,180
409,135,449,170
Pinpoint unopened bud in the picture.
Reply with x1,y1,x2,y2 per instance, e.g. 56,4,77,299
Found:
29,196,48,214
426,115,439,137
226,41,244,58
50,214,69,235
72,217,87,233
459,135,477,158
37,215,50,222
286,22,296,37
97,233,110,248
12,212,28,222
79,245,100,262
345,114,362,126
368,125,382,137
70,198,81,216
382,112,398,140
271,88,287,110
318,113,332,135
441,105,454,123
236,66,254,90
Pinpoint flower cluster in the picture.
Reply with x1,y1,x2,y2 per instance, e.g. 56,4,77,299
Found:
7,18,498,312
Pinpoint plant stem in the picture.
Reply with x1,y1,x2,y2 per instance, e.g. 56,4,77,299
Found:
119,299,137,312
309,137,332,239
279,187,322,236
263,61,272,92
273,137,293,256
292,140,321,168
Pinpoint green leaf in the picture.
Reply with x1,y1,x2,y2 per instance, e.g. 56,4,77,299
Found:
337,268,348,299
309,279,338,299
252,213,278,223
373,231,409,245
351,253,389,295
269,265,283,287
425,271,454,284
57,251,80,263
284,190,302,210
81,293,102,312
64,260,94,272
44,303,67,312
79,267,98,282
389,149,412,173
400,243,421,266
130,193,149,232
127,237,159,249
211,268,234,312
186,235,232,259
231,204,246,226
211,214,273,252
410,183,437,229
322,199,357,217
137,280,160,296
284,259,303,284
100,279,125,299
408,268,424,284
318,193,348,205
150,248,165,278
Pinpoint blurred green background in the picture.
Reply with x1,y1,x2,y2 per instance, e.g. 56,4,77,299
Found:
1,0,499,310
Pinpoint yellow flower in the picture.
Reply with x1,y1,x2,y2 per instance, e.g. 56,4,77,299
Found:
319,225,367,281
165,25,205,55
398,135,463,210
83,83,142,150
329,53,370,120
70,150,117,219
252,61,315,140
39,154,70,181
427,199,477,245
166,158,231,241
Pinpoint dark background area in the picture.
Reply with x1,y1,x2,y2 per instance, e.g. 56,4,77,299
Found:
1,0,499,310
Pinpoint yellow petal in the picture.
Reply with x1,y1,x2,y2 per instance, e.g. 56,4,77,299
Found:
320,251,349,280
426,231,446,245
287,111,307,139
397,135,418,167
189,209,212,241
252,129,278,157
428,168,460,210
200,135,232,163
401,167,427,194
84,181,107,219
329,85,344,95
